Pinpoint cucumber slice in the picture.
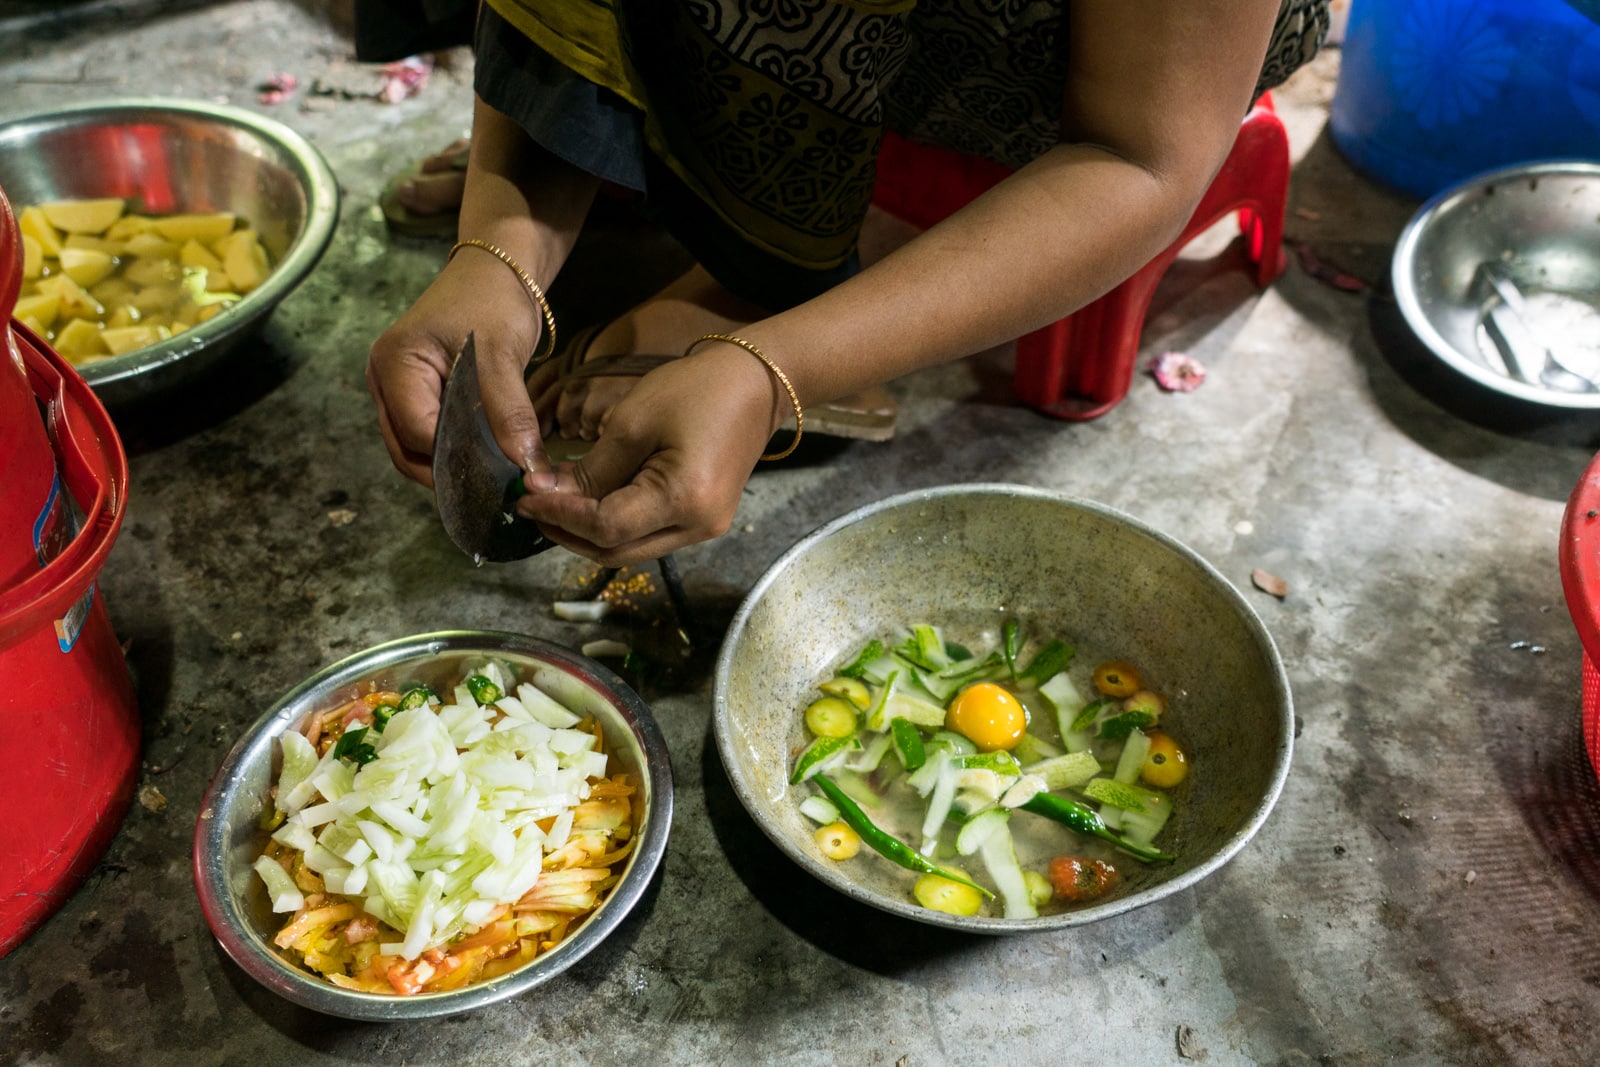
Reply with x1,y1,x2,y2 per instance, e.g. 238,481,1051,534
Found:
1023,750,1101,791
1113,729,1151,785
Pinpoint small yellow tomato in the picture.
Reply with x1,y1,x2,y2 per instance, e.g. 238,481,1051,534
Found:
814,821,862,860
1140,731,1190,788
804,696,859,739
1093,661,1143,698
945,682,1028,752
914,870,984,916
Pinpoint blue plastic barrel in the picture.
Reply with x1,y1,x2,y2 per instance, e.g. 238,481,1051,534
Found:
1330,0,1600,198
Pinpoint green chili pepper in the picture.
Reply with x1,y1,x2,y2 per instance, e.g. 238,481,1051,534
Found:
890,717,926,771
1096,708,1157,741
371,703,398,733
1019,792,1173,863
1071,697,1115,733
1001,620,1023,678
466,674,503,705
812,775,994,898
1019,639,1075,684
398,685,438,711
790,734,857,784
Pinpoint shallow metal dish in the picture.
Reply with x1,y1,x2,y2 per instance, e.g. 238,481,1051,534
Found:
0,98,339,405
713,484,1293,933
193,631,672,1020
1393,160,1600,411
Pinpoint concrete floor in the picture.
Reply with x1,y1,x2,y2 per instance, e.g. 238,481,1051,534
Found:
4,3,1600,1064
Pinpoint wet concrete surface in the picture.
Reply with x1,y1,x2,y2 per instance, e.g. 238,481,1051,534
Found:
3,3,1599,1064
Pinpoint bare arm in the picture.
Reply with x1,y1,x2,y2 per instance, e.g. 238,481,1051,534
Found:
522,0,1285,562
366,97,598,485
748,0,1283,405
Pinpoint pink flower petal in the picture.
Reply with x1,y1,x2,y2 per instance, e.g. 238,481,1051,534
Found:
378,55,434,103
258,72,298,105
1150,351,1207,393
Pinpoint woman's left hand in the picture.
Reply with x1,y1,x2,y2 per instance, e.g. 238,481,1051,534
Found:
517,344,779,564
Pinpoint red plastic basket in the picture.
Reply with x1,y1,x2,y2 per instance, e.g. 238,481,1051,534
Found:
1560,453,1600,781
0,184,137,958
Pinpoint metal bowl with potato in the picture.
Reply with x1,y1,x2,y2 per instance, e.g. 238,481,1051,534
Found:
0,97,338,405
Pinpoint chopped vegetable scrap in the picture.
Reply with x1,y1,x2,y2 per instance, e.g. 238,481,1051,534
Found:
258,72,299,105
1293,241,1372,293
255,661,635,995
791,620,1186,919
1251,568,1289,599
378,55,433,104
1150,351,1207,393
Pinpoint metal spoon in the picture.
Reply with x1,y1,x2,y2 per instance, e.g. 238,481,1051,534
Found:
1476,263,1598,393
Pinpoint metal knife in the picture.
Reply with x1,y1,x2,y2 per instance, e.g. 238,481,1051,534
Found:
431,332,554,563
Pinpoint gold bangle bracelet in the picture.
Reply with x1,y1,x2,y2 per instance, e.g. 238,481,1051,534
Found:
685,333,804,462
448,239,558,364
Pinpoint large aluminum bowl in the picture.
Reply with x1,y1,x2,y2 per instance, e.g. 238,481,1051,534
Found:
194,631,673,1020
1392,159,1600,412
713,484,1293,933
0,98,339,405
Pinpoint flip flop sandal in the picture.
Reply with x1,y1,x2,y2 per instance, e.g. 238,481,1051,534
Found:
538,323,898,443
380,142,470,239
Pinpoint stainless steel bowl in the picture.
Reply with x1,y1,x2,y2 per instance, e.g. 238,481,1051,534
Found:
193,631,672,1020
713,484,1293,933
1393,160,1600,411
0,98,339,405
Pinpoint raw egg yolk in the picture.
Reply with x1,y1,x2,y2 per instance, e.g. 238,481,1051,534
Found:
946,682,1027,752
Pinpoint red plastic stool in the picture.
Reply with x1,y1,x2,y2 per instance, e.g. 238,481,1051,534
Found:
872,94,1290,420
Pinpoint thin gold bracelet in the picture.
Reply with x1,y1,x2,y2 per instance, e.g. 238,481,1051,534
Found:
685,333,804,462
448,239,558,364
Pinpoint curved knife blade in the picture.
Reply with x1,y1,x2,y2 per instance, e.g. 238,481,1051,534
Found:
431,333,553,563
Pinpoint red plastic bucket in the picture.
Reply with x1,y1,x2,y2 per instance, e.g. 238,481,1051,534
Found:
1560,451,1600,782
0,184,138,958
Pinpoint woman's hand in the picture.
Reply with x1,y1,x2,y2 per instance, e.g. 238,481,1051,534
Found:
366,250,549,488
516,343,780,564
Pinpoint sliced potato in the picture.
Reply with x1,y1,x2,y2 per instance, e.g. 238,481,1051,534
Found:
33,274,104,319
122,256,182,288
63,233,126,256
222,232,270,292
90,277,138,310
129,283,183,314
58,247,116,288
152,212,236,243
104,214,159,241
54,318,110,360
179,238,225,273
18,207,63,257
21,234,42,280
100,325,169,355
105,305,141,329
124,232,181,259
40,197,125,234
13,291,60,329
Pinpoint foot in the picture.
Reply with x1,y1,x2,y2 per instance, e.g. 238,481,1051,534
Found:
394,137,470,218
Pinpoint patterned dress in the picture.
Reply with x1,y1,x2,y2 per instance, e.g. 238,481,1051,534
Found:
476,0,1330,307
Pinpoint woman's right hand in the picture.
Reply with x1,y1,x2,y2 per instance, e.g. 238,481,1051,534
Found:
365,248,550,488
